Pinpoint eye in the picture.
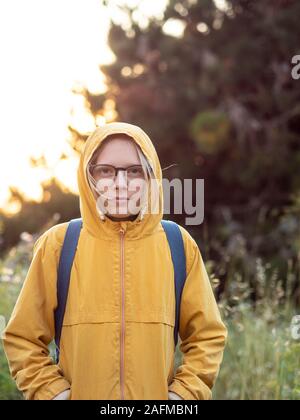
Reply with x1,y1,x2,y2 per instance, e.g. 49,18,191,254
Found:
92,165,114,178
101,166,115,176
101,168,110,174
128,166,144,178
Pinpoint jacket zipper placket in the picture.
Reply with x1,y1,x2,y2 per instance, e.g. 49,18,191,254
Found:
119,227,126,400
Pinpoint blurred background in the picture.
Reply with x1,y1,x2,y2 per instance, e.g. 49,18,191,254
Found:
0,0,300,400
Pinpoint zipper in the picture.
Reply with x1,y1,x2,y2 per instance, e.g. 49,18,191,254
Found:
119,227,125,400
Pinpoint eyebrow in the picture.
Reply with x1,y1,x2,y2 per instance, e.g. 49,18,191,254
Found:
93,162,142,166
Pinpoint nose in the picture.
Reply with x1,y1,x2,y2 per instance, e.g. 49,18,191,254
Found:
115,169,127,189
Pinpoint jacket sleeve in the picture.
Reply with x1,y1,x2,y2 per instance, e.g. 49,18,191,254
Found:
1,227,71,400
168,230,228,400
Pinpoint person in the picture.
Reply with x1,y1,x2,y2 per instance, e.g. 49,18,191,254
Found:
2,122,227,400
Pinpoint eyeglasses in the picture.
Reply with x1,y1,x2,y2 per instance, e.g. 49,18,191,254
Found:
88,164,145,181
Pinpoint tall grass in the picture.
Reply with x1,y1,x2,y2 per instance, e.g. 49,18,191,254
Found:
212,256,300,400
175,257,300,400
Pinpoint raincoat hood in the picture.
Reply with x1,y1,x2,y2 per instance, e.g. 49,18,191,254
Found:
77,122,164,240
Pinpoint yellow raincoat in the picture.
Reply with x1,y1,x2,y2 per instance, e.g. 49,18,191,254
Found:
2,122,227,400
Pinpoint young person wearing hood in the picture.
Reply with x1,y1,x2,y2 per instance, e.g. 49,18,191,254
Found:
2,122,227,400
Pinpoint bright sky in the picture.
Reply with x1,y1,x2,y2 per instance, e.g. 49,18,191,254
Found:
0,0,116,212
0,0,225,213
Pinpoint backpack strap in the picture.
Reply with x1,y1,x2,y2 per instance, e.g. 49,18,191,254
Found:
161,219,187,349
54,218,82,363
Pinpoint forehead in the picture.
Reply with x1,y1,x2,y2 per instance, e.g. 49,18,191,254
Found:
92,135,141,165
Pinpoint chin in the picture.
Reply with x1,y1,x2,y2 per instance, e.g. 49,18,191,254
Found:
107,213,139,222
109,214,130,219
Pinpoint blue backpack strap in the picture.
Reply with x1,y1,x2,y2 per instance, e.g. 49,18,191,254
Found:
54,218,82,363
161,219,186,349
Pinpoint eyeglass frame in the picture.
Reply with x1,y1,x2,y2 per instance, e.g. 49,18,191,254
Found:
88,163,146,181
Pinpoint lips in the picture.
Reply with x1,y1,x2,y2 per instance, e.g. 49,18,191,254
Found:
105,196,129,201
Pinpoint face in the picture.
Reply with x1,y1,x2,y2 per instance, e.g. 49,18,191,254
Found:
90,136,148,220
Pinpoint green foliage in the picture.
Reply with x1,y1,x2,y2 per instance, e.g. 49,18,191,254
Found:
0,281,23,400
189,110,232,155
0,344,23,400
213,304,300,400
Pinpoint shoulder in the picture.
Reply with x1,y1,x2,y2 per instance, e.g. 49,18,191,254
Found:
176,224,201,273
177,224,198,248
33,222,70,256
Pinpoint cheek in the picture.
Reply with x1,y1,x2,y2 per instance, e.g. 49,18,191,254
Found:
128,186,141,199
128,179,147,198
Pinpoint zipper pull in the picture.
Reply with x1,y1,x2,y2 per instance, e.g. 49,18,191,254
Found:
119,221,127,234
